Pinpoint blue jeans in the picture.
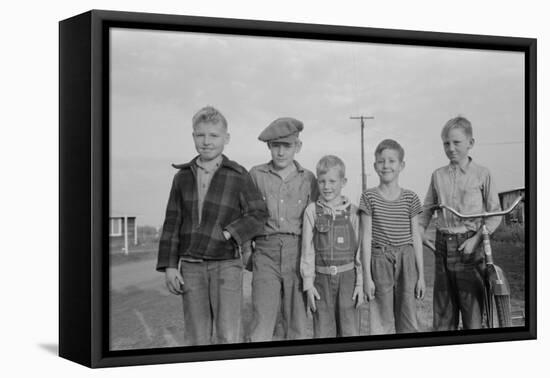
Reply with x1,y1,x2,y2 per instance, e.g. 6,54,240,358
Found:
313,269,360,338
433,231,486,330
248,235,309,341
180,258,243,345
370,244,419,334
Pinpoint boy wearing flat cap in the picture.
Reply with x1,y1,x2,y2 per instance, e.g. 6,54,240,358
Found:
246,117,318,342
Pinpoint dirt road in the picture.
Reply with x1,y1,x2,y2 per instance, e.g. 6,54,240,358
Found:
109,245,524,351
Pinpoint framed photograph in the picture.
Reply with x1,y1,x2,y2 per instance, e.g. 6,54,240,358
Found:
59,9,536,368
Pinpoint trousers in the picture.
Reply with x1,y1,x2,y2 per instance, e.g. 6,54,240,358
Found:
180,258,243,345
313,269,360,337
370,244,419,334
247,234,309,341
433,231,486,330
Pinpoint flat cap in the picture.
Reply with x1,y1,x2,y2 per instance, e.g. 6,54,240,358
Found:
258,117,304,143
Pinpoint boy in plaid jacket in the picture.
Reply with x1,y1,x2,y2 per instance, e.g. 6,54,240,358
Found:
156,106,267,345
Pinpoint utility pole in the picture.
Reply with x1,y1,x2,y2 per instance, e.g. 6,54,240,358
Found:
350,115,374,192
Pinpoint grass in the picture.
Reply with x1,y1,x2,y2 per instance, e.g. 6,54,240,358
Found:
110,240,158,266
492,223,525,244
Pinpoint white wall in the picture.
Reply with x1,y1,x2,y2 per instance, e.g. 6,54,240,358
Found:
1,0,547,377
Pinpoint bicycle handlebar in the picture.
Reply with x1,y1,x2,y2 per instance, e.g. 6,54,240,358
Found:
435,194,524,220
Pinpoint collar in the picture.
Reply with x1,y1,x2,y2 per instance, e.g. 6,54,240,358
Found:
316,196,351,212
448,156,474,174
195,155,222,172
256,160,305,174
172,155,243,174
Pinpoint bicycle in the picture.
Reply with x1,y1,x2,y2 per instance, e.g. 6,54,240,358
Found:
429,194,524,328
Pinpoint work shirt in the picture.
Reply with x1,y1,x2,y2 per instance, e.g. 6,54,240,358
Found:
419,157,502,234
195,156,222,224
182,156,223,263
249,160,318,236
300,197,362,292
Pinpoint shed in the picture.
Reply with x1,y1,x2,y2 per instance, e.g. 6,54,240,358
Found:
498,187,525,225
109,215,138,255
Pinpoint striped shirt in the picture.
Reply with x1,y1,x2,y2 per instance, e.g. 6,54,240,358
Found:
359,188,422,247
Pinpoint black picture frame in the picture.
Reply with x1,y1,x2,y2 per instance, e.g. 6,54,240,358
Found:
59,9,537,368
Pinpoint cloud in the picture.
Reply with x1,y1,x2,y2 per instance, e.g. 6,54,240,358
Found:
109,28,525,225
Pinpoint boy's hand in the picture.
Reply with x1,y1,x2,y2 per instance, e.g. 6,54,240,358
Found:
352,286,364,308
241,241,254,271
364,278,376,301
306,287,321,317
459,234,481,255
242,249,253,272
422,233,436,252
415,277,426,300
165,268,185,295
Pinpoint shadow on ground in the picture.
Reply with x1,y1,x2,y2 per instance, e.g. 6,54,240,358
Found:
38,343,58,355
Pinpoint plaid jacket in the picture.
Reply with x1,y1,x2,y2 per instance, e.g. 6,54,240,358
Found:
156,155,268,271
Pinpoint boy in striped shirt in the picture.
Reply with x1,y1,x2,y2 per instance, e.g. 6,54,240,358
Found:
360,139,425,334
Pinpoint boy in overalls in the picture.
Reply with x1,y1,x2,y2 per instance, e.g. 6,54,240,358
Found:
301,155,364,337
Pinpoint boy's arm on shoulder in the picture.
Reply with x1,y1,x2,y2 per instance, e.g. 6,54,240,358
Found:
224,170,268,245
156,174,183,272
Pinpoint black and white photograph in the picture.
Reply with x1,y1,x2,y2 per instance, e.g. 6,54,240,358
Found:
6,0,549,376
107,24,528,350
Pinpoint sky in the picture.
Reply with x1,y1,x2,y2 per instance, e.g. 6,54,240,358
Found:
110,28,525,227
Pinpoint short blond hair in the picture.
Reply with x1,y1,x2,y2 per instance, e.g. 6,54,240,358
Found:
441,116,473,139
316,155,346,178
192,106,227,130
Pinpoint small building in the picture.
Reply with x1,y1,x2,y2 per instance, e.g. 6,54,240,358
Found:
498,188,525,225
109,214,138,255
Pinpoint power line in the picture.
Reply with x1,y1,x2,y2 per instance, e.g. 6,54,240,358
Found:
350,115,374,192
477,141,524,146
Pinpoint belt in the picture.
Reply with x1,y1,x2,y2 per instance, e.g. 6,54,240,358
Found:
315,262,355,276
256,233,300,240
436,230,476,241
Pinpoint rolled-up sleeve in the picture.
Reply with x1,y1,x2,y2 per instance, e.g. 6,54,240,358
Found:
419,173,438,229
483,170,502,234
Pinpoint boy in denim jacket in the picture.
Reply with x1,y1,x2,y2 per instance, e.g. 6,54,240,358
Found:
301,155,364,337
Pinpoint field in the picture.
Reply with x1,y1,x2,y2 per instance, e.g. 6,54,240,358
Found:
109,240,525,350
